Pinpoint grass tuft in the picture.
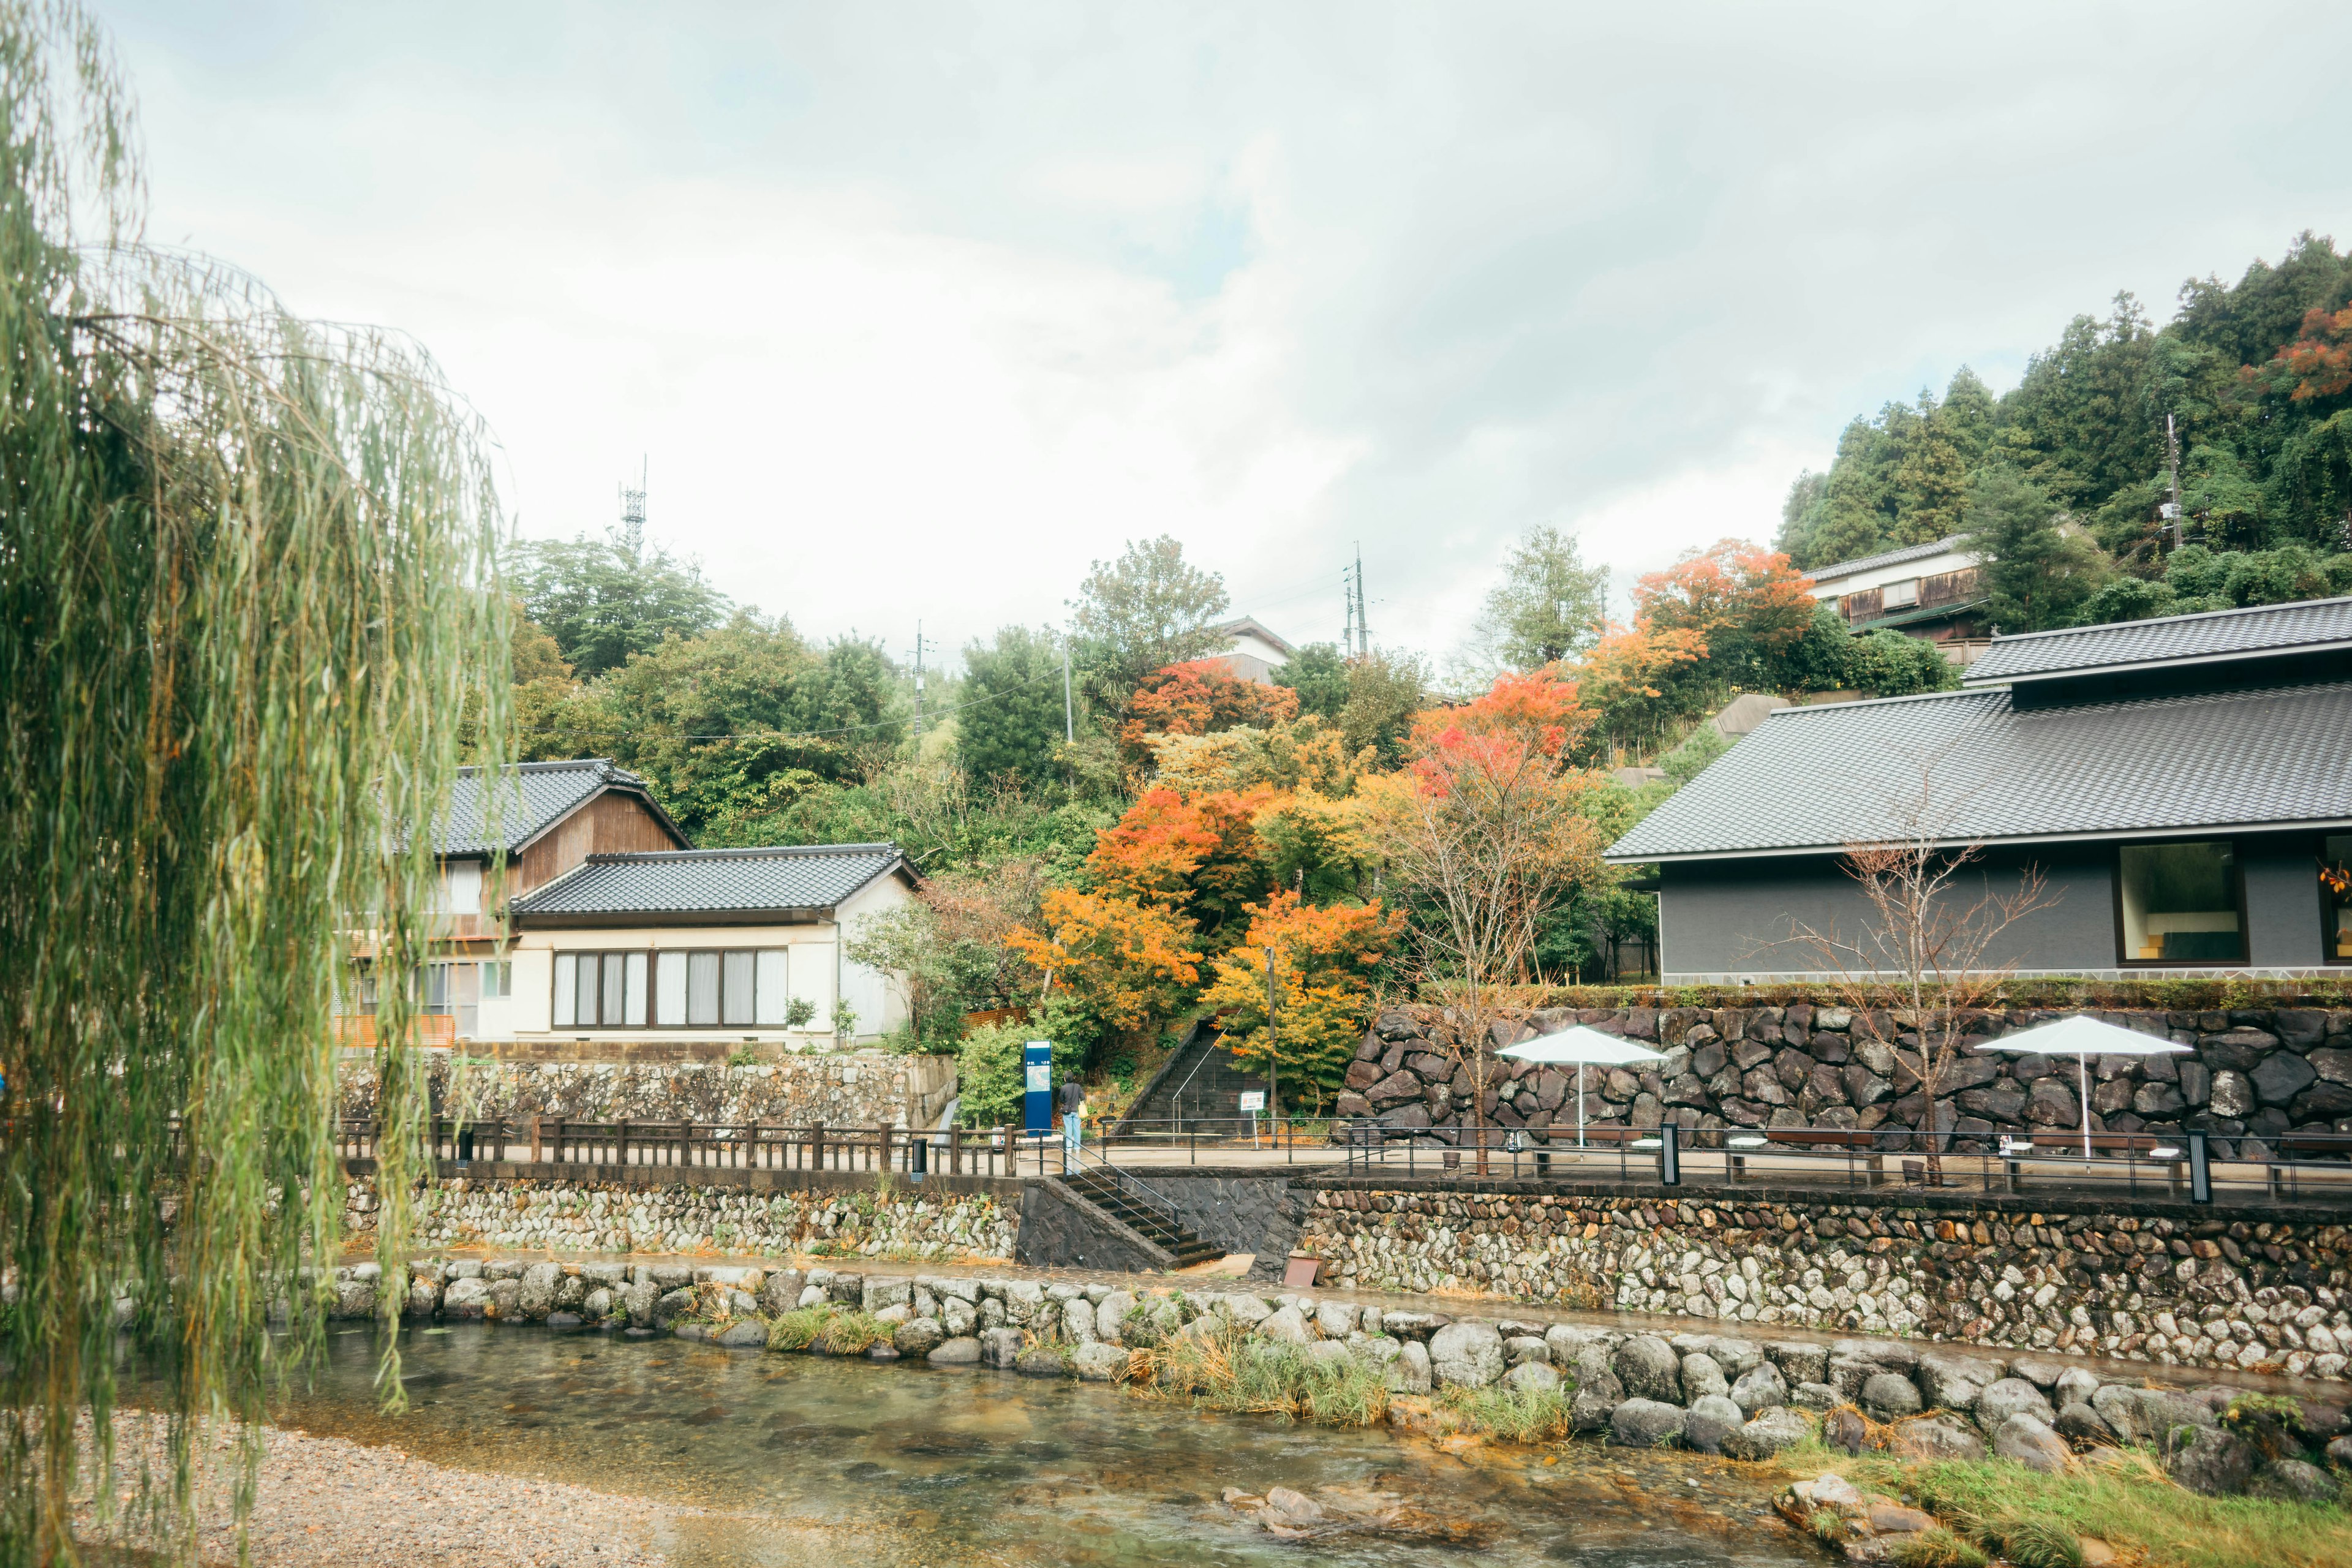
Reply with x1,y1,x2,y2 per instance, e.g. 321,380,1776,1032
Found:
1438,1384,1575,1445
1128,1325,1390,1428
1889,1528,1989,1568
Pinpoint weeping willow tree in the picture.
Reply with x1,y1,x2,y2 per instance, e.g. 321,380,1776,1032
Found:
0,3,509,1561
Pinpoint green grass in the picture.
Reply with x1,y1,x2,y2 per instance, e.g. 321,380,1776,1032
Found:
1438,1383,1575,1444
1129,1327,1390,1428
758,1303,892,1354
1773,1439,2352,1568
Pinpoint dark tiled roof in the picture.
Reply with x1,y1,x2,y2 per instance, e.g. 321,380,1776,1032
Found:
1807,535,1971,586
510,844,907,918
436,760,680,856
1966,597,2352,685
1605,680,2352,861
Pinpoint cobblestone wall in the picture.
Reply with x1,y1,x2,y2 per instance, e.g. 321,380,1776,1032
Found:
1338,1003,2352,1158
1303,1186,2352,1382
345,1175,1016,1262
337,1052,953,1131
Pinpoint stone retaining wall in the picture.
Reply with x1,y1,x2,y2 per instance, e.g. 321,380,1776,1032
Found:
337,1052,955,1131
1302,1186,2352,1382
1338,1003,2352,1157
345,1174,1017,1262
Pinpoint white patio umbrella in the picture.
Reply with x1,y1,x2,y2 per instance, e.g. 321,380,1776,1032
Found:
1973,1014,2190,1161
1500,1026,1667,1147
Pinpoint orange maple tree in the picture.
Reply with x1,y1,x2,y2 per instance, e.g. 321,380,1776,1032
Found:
1006,888,1203,1036
1087,784,1275,944
1634,538,1817,655
1119,658,1299,758
2251,302,2352,403
1200,889,1404,1109
1410,665,1594,759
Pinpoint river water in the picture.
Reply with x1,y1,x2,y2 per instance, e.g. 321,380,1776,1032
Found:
279,1325,1820,1568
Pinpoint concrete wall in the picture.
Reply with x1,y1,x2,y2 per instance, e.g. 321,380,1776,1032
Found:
341,1052,955,1130
1658,831,2335,981
1134,1172,1306,1279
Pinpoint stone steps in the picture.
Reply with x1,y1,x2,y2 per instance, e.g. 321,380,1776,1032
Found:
1065,1168,1224,1267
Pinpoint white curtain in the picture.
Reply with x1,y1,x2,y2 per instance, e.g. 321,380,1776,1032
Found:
754,949,788,1025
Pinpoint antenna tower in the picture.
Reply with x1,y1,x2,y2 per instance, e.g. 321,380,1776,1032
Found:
911,621,927,738
617,454,647,557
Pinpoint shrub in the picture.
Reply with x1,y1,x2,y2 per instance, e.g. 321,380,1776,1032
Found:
1438,1383,1575,1444
1129,1324,1389,1428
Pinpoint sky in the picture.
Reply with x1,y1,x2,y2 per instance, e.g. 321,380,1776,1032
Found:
104,1,2352,672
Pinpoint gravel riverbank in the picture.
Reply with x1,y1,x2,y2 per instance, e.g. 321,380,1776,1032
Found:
75,1413,671,1567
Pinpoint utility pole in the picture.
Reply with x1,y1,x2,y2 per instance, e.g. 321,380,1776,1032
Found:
1352,543,1370,657
1264,945,1280,1126
1061,643,1074,744
1341,565,1356,652
911,622,926,738
2164,414,2187,550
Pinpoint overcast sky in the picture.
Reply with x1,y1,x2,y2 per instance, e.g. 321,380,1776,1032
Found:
107,1,2352,669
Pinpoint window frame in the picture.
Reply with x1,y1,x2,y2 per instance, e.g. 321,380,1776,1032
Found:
2321,833,2352,966
548,946,794,1028
2112,839,2250,968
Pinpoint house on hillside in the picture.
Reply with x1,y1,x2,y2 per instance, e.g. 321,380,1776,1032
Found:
1806,535,1988,664
355,758,914,1050
1605,597,2352,981
1216,616,1297,684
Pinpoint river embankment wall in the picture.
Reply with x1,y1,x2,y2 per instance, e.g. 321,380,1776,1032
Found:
337,1051,956,1131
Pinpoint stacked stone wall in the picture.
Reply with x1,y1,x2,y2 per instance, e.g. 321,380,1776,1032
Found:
344,1174,1017,1262
337,1052,948,1131
1337,1003,2352,1158
1303,1186,2352,1382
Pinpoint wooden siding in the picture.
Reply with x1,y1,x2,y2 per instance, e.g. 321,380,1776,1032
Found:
508,791,687,899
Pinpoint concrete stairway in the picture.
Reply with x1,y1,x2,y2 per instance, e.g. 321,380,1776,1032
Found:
1120,1030,1263,1131
1062,1166,1224,1268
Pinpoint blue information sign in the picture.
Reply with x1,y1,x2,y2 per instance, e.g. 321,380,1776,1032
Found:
1023,1040,1054,1136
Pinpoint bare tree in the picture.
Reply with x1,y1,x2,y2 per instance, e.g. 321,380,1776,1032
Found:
1385,733,1603,1174
1781,766,2060,1180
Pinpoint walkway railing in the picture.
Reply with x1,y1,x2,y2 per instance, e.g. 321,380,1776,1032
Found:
341,1117,1087,1181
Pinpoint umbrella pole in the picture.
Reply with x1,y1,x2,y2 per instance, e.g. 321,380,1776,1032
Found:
2078,1052,2092,1164
1578,1074,1587,1149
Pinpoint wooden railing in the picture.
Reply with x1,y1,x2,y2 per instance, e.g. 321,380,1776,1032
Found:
333,1014,459,1049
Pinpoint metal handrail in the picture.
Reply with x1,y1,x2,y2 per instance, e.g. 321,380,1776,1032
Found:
1063,1135,1188,1235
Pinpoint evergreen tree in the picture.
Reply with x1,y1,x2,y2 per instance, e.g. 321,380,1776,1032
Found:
1067,535,1231,718
1465,523,1611,670
1961,467,2109,631
957,625,1069,787
1273,642,1351,721
509,529,728,678
1892,388,1969,543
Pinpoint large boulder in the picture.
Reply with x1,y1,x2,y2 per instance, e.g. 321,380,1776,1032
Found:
1973,1378,2056,1435
864,1278,914,1316
758,1270,805,1316
928,1336,981,1365
622,1278,657,1329
1992,1415,2071,1475
978,1327,1025,1368
1612,1335,1683,1403
1722,1406,1814,1461
1014,1345,1068,1378
714,1320,767,1349
1730,1360,1788,1418
1569,1385,1619,1434
1502,1362,1561,1395
2054,1403,2115,1446
1259,1305,1313,1346
1696,1336,1765,1378
1684,1394,1746,1455
1862,1372,1923,1420
1396,1341,1433,1395
2251,1460,2340,1505
1680,1352,1729,1402
1610,1398,1688,1449
2092,1384,2214,1447
1095,1291,1136,1346
2166,1425,2257,1496
894,1318,946,1357
1890,1415,1987,1462
1915,1350,2002,1411
1430,1321,1506,1389
1767,1341,1827,1386
1071,1342,1129,1382
441,1277,491,1320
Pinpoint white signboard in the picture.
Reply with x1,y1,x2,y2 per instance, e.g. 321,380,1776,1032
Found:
1238,1091,1266,1112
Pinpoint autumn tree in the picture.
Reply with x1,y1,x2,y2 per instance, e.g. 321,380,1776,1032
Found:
1373,682,1611,1172
1119,657,1298,759
1006,888,1204,1046
1068,535,1231,718
1201,892,1404,1112
1088,785,1276,948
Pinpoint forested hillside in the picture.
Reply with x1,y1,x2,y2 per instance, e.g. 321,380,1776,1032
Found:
1777,233,2352,630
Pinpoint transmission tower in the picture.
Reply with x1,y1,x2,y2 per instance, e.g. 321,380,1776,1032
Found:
617,454,647,558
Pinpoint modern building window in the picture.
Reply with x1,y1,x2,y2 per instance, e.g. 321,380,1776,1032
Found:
556,948,791,1027
2324,834,2352,963
2117,840,2245,964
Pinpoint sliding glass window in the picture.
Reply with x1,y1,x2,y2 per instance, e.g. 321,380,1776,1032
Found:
559,948,790,1028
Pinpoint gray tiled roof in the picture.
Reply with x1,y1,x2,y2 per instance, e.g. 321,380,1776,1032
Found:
1807,535,1971,586
435,760,677,856
1966,596,2352,685
1605,680,2352,861
510,844,907,918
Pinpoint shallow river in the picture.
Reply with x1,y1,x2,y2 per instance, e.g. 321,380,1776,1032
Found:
279,1325,1822,1568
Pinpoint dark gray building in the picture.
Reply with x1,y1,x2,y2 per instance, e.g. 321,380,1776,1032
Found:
1605,597,2352,980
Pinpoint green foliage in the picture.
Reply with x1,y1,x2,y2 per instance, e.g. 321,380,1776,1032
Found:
1850,630,1961,696
959,624,1069,787
763,1304,891,1354
1658,723,1731,787
1133,1322,1391,1428
954,1016,1083,1126
1466,522,1611,672
0,6,507,1556
1889,1529,1990,1568
2071,541,2352,627
1436,1383,1576,1444
1961,466,2109,631
1785,235,2352,603
510,528,727,678
1338,647,1431,766
1273,642,1351,721
1068,534,1231,720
